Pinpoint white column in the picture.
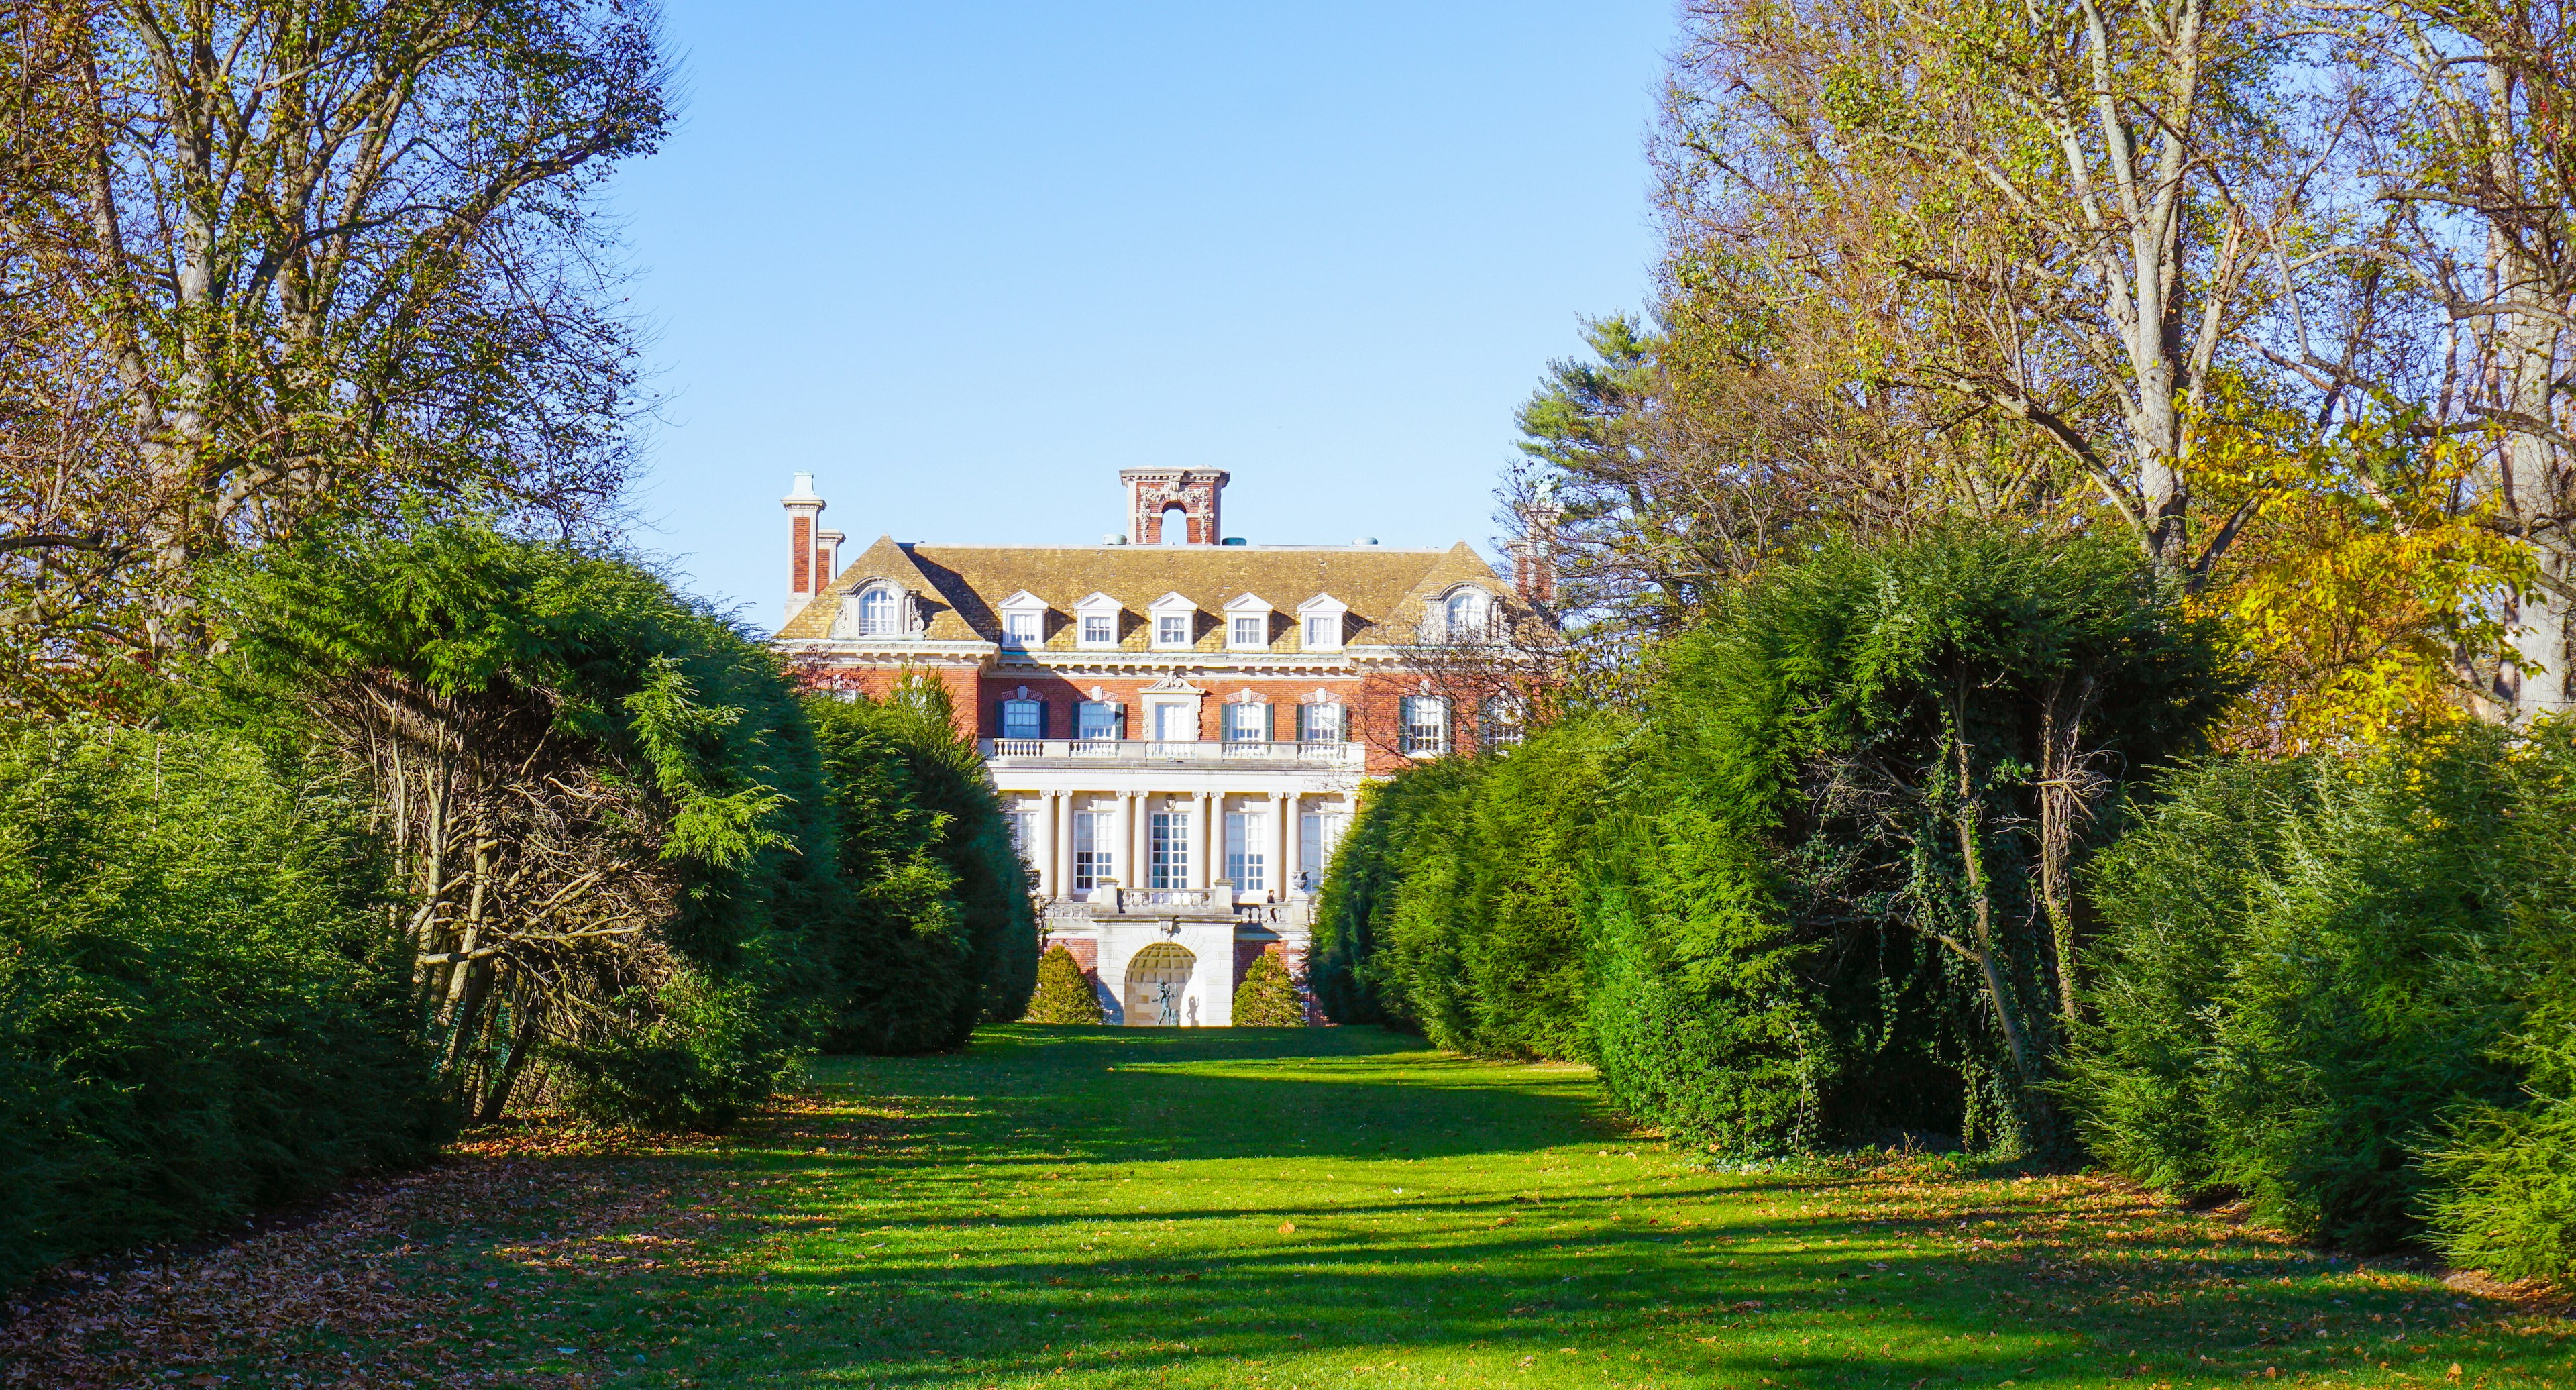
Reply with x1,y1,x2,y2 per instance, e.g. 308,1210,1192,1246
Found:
1047,790,1069,900
1115,790,1138,889
1283,790,1302,894
1271,790,1292,901
1132,791,1153,890
1191,791,1214,891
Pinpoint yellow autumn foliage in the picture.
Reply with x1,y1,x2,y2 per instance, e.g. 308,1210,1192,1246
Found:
2189,393,2533,754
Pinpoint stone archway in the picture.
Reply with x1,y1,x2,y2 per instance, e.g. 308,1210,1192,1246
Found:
1122,943,1195,1027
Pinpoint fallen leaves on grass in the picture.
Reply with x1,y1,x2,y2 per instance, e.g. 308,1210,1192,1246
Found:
0,1122,759,1389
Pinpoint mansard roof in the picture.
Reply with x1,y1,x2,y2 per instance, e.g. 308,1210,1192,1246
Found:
776,537,1510,650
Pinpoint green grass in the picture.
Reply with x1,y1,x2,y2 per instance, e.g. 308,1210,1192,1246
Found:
140,1025,2576,1388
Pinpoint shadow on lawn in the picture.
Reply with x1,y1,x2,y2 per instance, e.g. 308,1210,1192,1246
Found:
621,1028,2565,1389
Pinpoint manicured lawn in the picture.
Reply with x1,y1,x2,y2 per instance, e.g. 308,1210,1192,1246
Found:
19,1025,2573,1388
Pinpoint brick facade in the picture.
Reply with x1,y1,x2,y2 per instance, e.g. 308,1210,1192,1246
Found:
774,469,1543,1027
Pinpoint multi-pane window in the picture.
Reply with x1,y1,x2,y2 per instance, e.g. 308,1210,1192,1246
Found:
1295,702,1343,743
1149,812,1191,889
1304,614,1338,648
1222,702,1268,743
1001,698,1042,739
1151,702,1195,741
1399,696,1449,756
1004,610,1040,645
1073,810,1112,891
1005,811,1034,862
1225,812,1268,893
1076,700,1121,741
1157,614,1190,647
1480,696,1525,749
1443,589,1489,637
1298,811,1344,888
1230,615,1265,648
858,586,898,635
1082,614,1116,645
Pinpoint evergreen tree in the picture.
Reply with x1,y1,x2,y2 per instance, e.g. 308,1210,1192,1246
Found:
1024,946,1104,1025
1233,953,1307,1028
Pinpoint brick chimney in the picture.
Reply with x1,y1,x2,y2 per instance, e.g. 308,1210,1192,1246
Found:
783,472,827,623
1122,468,1228,545
1511,488,1562,608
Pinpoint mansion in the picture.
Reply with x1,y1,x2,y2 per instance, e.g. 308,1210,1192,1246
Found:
771,468,1543,1026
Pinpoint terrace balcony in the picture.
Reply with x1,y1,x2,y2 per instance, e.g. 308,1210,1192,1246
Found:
979,738,1363,771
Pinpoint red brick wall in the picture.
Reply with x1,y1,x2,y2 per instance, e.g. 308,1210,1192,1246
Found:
790,515,812,595
1055,937,1099,977
799,664,981,740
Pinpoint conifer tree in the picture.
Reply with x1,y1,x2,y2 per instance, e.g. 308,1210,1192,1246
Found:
1232,952,1306,1028
1024,945,1103,1025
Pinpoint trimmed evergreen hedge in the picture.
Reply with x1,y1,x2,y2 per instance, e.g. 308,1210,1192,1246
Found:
0,722,445,1287
2066,726,2576,1258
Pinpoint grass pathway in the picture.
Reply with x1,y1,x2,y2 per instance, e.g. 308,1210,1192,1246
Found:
643,1026,2570,1389
11,1025,2572,1389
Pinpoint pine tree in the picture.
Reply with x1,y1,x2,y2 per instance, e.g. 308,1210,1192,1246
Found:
1024,945,1104,1024
1233,951,1307,1028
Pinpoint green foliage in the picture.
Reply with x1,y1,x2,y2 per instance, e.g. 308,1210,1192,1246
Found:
216,515,828,1126
550,972,799,1132
1319,524,2233,1158
2066,727,2576,1252
1233,951,1307,1028
0,720,445,1286
1311,721,1609,1058
806,677,1038,1053
1024,946,1105,1024
1309,756,1487,1031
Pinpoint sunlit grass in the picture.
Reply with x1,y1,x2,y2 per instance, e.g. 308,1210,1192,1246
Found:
376,1026,2575,1388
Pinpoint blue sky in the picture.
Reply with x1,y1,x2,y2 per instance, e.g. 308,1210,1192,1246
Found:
611,2,1674,630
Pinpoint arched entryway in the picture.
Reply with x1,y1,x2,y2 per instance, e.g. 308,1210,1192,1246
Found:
1122,943,1195,1026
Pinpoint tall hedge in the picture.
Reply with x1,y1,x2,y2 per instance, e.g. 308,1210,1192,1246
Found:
807,678,1038,1052
1317,526,2232,1157
0,722,445,1286
2066,727,2576,1254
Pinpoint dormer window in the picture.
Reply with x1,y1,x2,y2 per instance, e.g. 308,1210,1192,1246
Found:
996,590,1049,650
1073,592,1123,649
1148,593,1199,650
1295,593,1349,653
1223,593,1275,651
832,580,916,640
859,586,898,635
1430,585,1493,641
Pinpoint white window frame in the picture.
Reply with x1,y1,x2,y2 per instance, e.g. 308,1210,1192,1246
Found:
1223,592,1275,651
857,584,900,637
1075,700,1122,741
1225,811,1268,893
1295,593,1348,652
1296,702,1344,743
1400,696,1449,756
1148,812,1191,889
1073,592,1123,649
1001,698,1042,740
1436,586,1492,641
1222,701,1269,743
1073,810,1113,891
1148,593,1199,651
996,590,1048,649
1148,699,1199,742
